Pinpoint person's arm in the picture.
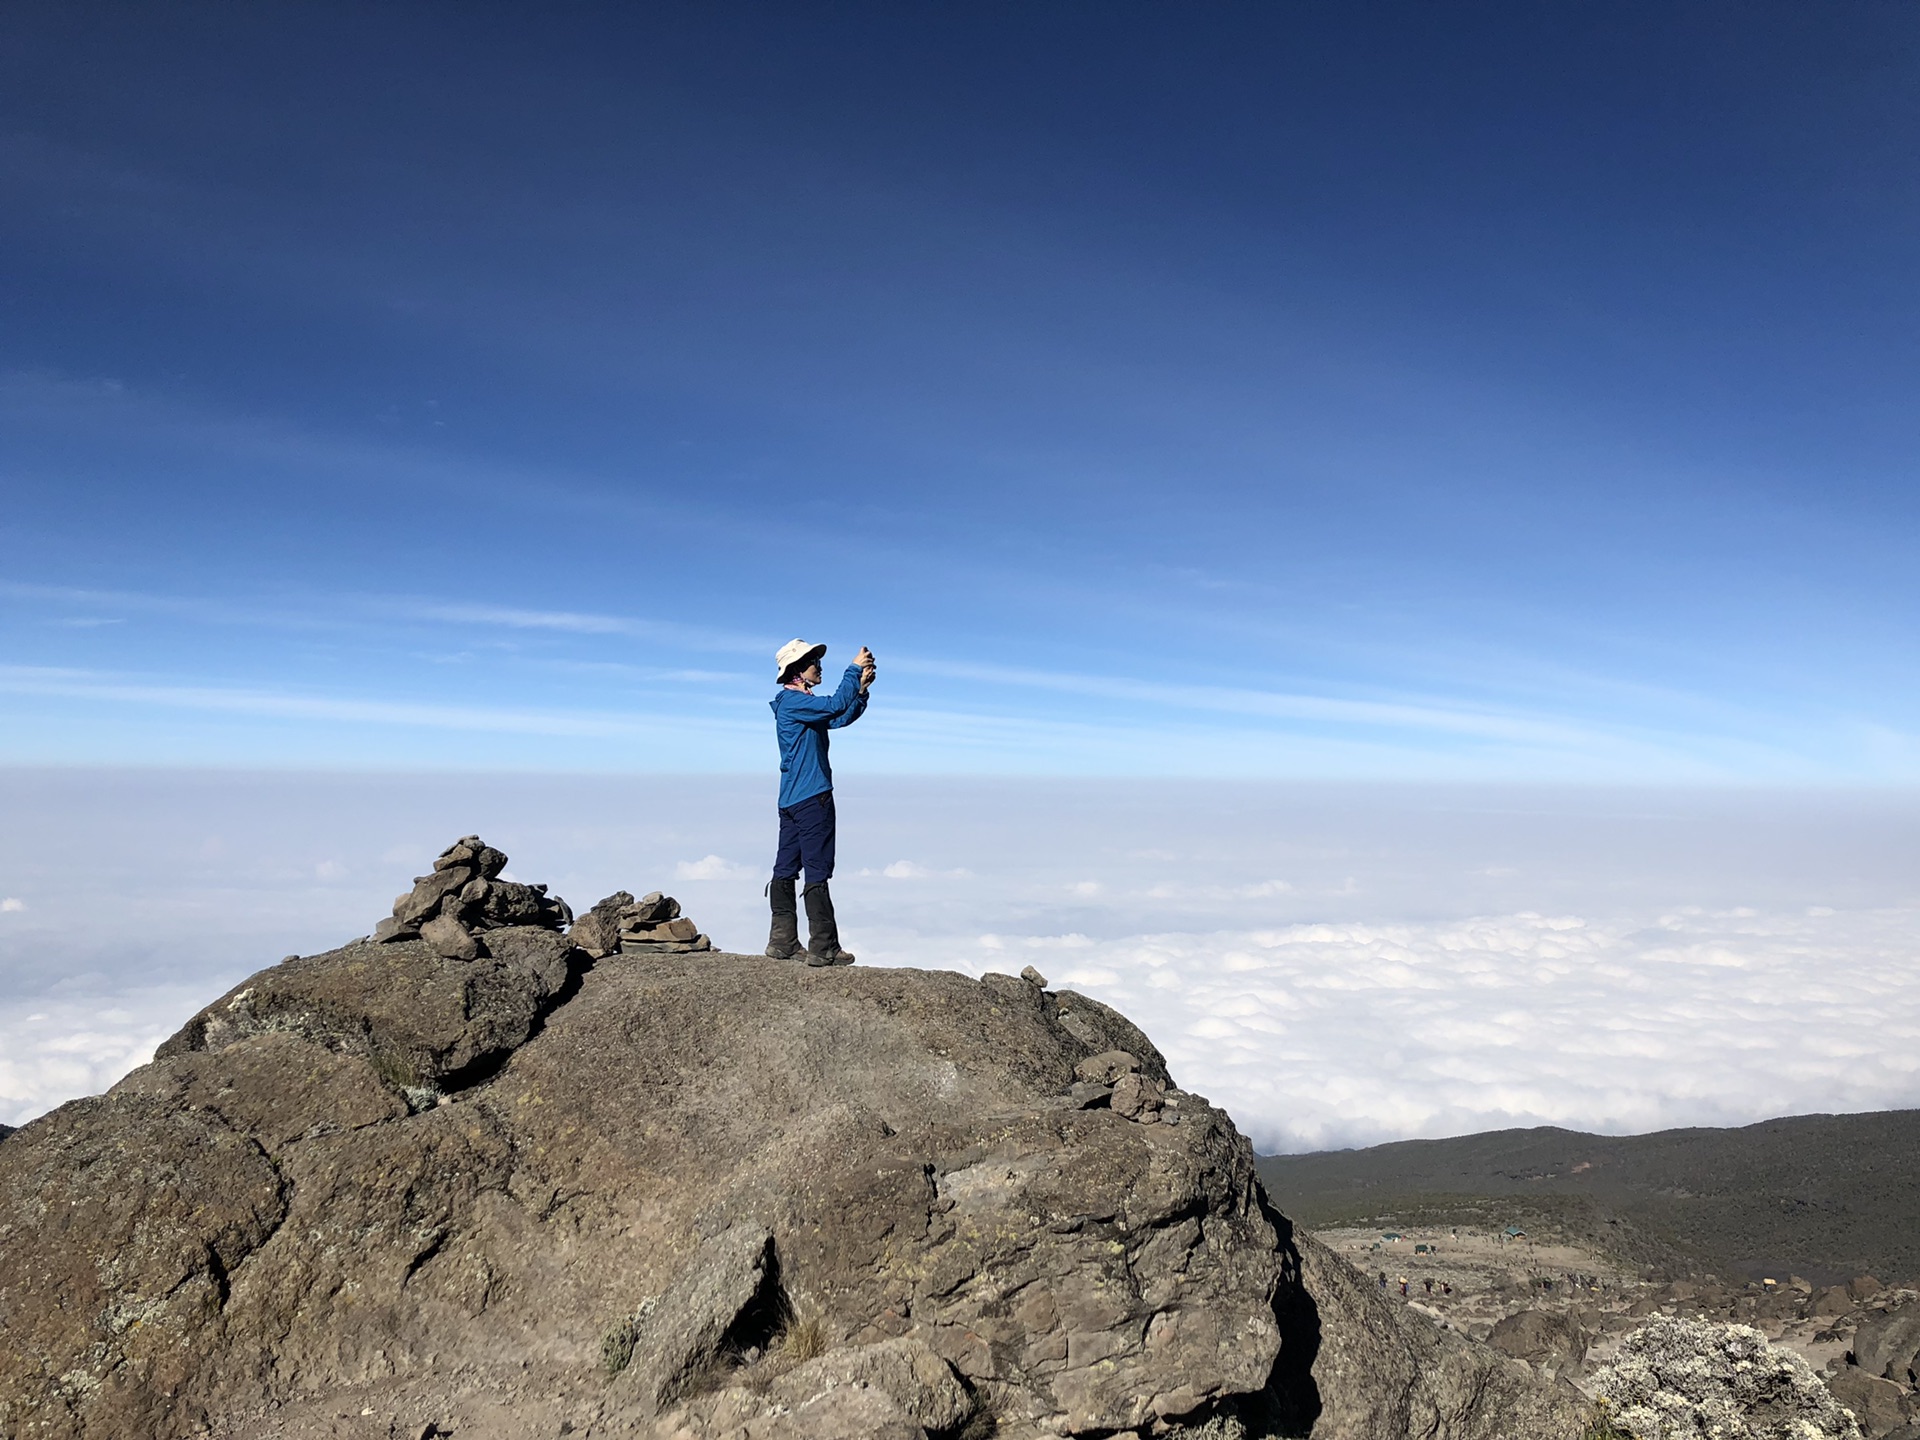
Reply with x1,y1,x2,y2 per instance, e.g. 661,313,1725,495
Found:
778,665,865,723
830,646,873,728
829,685,869,729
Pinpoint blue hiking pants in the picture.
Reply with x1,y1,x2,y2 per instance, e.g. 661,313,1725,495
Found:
773,790,836,884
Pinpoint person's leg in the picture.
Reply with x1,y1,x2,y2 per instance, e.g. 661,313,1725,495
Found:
787,792,834,886
802,881,851,965
797,793,852,965
808,790,837,883
767,806,803,958
774,803,806,881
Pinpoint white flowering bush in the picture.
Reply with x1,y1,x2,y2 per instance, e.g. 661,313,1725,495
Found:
1586,1318,1861,1440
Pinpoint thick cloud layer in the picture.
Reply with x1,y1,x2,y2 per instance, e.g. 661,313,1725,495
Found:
4,771,1918,1150
927,908,1920,1151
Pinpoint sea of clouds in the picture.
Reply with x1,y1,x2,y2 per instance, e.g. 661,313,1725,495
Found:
3,771,1917,1151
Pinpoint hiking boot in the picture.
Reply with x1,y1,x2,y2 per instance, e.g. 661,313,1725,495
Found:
802,881,855,966
765,876,800,959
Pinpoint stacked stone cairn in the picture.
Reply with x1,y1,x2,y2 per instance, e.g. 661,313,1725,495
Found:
1064,1048,1172,1122
567,890,713,959
1016,966,1179,1124
372,835,573,960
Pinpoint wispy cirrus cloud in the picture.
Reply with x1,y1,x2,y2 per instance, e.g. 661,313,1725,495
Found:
901,656,1684,746
0,577,1899,780
402,601,767,654
0,579,319,629
877,656,1831,778
0,578,772,662
0,664,748,740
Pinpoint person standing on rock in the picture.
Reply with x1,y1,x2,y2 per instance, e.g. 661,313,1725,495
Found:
767,638,874,965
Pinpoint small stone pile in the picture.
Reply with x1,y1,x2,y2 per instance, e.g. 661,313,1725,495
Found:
568,890,712,959
1011,965,1184,1125
372,835,573,960
1066,1047,1176,1122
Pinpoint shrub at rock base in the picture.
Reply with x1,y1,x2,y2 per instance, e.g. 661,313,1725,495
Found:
1587,1317,1863,1440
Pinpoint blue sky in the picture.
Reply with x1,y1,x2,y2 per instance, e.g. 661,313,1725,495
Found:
3,2,1918,779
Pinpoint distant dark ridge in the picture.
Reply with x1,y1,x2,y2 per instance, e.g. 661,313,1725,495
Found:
1257,1109,1920,1287
0,1123,13,1142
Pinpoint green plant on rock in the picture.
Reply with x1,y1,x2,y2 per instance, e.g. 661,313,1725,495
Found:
369,1047,421,1093
600,1318,638,1376
600,1297,657,1376
1580,1400,1635,1440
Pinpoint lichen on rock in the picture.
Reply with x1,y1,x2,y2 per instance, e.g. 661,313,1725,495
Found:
1586,1316,1863,1440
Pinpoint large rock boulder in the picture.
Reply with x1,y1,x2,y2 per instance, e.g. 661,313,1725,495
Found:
491,959,1295,1438
1486,1306,1592,1376
1825,1366,1913,1440
1855,1302,1920,1386
0,1097,287,1440
155,925,579,1103
0,851,1585,1439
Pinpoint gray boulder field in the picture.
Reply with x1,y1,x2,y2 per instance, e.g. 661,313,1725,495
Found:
0,840,1587,1440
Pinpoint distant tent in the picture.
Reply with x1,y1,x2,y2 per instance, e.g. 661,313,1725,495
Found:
1501,1226,1526,1239
1414,1243,1433,1254
1381,1232,1402,1241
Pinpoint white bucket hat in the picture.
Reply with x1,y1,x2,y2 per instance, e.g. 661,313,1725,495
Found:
775,638,827,680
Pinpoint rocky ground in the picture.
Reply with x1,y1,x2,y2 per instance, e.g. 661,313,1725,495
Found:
1312,1221,1920,1438
0,837,1591,1440
1259,1114,1920,1290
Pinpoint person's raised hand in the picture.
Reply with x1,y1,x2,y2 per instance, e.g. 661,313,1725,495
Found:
855,645,877,689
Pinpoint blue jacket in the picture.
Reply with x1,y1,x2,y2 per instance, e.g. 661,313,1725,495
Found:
772,664,869,809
